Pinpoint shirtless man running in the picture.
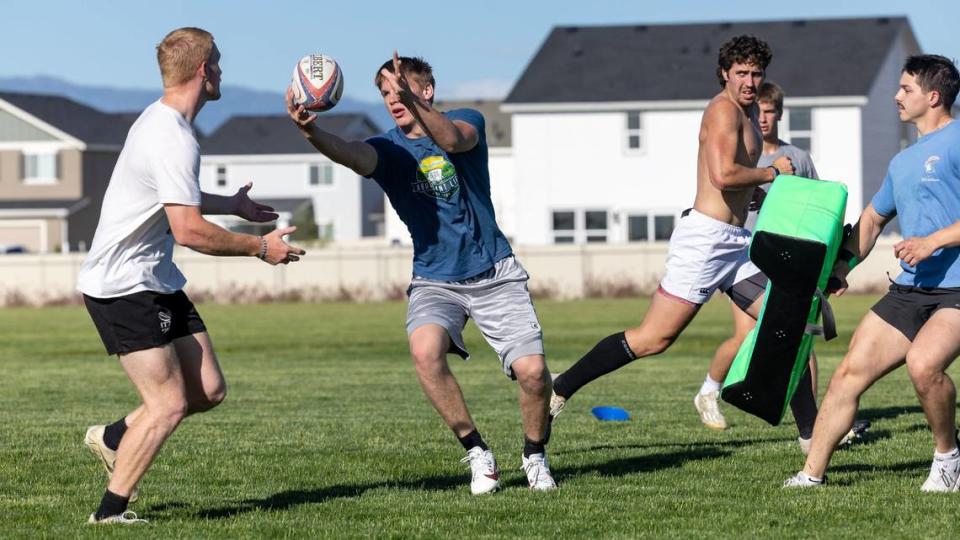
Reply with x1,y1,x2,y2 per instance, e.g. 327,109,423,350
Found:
550,35,793,414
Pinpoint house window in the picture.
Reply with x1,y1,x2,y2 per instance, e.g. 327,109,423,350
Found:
551,210,610,244
552,211,576,244
786,107,813,153
584,210,608,243
216,165,227,187
23,152,59,184
654,215,675,240
625,111,645,152
627,213,677,242
310,163,333,186
628,214,648,241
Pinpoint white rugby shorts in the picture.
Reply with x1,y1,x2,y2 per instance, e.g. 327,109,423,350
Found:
659,209,765,307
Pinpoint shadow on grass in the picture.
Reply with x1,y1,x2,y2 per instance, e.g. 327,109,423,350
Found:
856,405,924,422
191,472,465,519
832,459,927,475
559,436,786,456
556,446,731,479
186,447,729,519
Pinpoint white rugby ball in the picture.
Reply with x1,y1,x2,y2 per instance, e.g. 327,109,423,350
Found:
291,54,344,111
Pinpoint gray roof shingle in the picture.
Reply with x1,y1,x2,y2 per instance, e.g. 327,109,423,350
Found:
0,91,133,145
202,114,380,155
505,17,917,104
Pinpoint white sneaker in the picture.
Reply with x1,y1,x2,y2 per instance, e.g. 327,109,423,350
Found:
84,425,139,503
521,453,557,491
783,471,826,488
87,511,148,525
693,391,728,430
549,391,566,418
460,447,500,495
921,455,960,492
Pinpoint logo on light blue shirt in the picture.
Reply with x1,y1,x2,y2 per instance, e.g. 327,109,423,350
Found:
922,155,941,182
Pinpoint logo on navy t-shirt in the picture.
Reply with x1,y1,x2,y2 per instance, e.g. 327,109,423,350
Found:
412,156,460,200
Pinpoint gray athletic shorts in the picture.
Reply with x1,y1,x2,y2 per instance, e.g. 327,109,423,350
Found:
406,255,545,378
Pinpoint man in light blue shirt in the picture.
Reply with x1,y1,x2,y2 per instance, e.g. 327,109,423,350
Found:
785,54,960,490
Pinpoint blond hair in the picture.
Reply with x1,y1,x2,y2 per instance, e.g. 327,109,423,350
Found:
156,27,214,87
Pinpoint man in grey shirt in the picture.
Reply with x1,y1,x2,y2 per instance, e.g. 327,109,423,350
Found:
694,82,866,452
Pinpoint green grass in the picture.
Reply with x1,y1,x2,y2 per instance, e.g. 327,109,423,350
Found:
2,296,960,538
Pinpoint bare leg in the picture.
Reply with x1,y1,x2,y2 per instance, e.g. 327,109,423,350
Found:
706,301,755,383
802,312,909,478
409,324,475,437
107,345,189,497
175,332,227,414
623,290,702,356
511,354,551,442
906,309,960,453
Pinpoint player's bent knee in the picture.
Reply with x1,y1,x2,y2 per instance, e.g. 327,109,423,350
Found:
513,361,549,394
906,362,948,396
410,347,447,374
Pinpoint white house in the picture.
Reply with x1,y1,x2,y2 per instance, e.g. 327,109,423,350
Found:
497,17,921,245
199,114,384,241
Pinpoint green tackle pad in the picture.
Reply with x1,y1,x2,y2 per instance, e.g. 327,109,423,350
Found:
721,175,847,425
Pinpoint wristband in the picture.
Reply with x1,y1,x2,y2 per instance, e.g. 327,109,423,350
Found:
256,236,267,260
838,248,860,270
768,165,780,178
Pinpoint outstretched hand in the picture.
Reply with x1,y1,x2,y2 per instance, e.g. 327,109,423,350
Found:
286,87,317,129
232,182,278,223
378,50,415,104
261,226,306,265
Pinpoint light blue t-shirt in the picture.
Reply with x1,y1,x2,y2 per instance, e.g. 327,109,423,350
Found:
365,108,512,281
871,120,960,287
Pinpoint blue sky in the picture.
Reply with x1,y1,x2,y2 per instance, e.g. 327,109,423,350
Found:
4,0,956,104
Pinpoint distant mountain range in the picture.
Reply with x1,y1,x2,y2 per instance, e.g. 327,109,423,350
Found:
0,75,392,135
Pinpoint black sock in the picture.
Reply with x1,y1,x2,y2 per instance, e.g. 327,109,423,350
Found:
790,367,818,440
553,332,637,399
94,489,129,520
103,417,128,452
457,429,488,452
523,437,546,458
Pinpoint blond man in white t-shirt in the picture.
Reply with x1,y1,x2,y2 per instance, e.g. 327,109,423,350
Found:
78,27,304,525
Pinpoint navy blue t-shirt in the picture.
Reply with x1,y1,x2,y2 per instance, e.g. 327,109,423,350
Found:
365,108,512,281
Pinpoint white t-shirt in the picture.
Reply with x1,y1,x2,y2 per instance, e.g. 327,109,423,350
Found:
77,100,202,298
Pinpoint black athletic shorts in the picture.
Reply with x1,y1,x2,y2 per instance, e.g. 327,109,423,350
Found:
870,283,960,341
83,290,206,356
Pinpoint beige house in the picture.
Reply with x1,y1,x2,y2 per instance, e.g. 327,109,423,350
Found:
0,92,133,253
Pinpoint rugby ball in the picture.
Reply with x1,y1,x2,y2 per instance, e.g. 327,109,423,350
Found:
291,54,344,111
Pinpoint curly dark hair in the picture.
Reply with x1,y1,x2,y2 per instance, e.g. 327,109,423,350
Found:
716,35,773,88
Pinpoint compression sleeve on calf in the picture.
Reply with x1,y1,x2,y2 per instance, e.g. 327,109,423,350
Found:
552,332,637,399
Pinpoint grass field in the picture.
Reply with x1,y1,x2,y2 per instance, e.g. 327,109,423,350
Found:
3,295,960,538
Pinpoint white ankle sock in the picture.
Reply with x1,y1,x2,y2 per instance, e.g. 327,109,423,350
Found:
699,374,722,395
934,447,960,461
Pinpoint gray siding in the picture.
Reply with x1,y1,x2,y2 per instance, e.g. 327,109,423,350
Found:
0,108,57,142
70,150,120,251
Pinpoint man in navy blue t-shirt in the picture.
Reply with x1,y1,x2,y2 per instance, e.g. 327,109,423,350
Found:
786,55,960,490
286,52,556,493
